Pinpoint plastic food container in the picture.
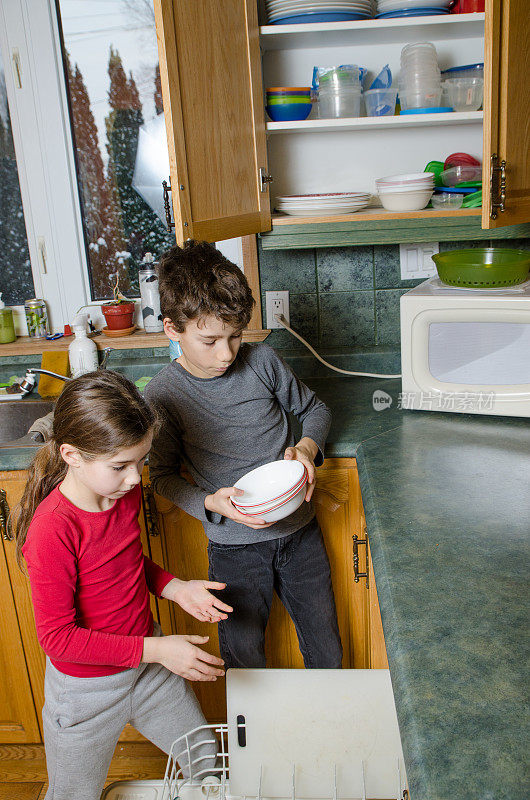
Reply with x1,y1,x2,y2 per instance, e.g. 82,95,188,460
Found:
432,248,530,288
318,88,361,118
441,63,484,80
399,87,442,110
441,165,482,186
364,88,397,116
318,65,361,89
442,78,483,111
431,193,464,209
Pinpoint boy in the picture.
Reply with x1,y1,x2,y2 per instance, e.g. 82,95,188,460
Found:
145,240,342,669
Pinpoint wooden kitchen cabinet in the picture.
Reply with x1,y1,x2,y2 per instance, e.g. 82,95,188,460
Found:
145,457,388,723
154,0,529,243
0,472,42,744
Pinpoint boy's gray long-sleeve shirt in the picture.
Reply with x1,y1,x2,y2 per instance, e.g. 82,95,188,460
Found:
144,342,331,545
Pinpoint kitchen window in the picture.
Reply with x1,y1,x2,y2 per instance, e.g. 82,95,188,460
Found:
0,0,177,332
0,41,35,308
55,0,175,300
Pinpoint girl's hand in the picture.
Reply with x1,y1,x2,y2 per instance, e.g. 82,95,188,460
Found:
205,487,274,529
143,634,225,681
163,578,233,623
284,437,319,501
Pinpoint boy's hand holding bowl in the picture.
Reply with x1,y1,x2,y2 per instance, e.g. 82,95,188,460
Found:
227,455,312,525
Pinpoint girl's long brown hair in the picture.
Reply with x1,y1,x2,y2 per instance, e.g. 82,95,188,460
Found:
12,370,157,568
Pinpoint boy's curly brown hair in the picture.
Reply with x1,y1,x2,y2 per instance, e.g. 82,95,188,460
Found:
158,240,255,332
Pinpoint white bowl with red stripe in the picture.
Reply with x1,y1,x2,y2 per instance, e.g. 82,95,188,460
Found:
231,460,308,522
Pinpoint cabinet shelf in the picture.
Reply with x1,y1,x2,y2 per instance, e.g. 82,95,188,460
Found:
272,207,482,224
266,110,483,134
260,12,485,50
261,208,530,249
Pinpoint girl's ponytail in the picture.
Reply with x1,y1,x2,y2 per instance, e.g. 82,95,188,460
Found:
11,439,67,568
10,370,157,571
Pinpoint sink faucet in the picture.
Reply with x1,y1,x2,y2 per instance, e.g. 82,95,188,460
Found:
18,348,113,395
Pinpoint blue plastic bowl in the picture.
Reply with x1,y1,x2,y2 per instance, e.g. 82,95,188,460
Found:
266,103,312,122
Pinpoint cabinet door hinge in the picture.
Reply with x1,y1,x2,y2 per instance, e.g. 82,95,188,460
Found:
490,154,507,219
352,532,369,588
143,483,160,537
259,167,273,192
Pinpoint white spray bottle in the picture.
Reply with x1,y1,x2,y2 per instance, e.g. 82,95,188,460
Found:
68,314,99,377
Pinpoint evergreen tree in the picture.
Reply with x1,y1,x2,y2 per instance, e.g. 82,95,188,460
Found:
105,46,173,292
0,96,34,305
65,52,127,298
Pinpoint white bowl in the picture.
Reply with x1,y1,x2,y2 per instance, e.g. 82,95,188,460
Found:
376,172,435,184
232,470,307,512
233,459,306,507
378,188,433,211
234,482,307,524
375,182,433,194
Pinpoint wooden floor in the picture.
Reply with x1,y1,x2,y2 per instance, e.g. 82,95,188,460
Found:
0,742,168,798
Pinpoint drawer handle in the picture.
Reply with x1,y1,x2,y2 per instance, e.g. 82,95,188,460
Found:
0,489,12,541
352,533,369,588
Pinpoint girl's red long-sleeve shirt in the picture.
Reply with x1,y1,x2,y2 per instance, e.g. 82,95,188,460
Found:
23,483,174,677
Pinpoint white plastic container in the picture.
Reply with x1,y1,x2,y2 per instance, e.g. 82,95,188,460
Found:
318,88,361,118
441,77,484,111
68,316,99,378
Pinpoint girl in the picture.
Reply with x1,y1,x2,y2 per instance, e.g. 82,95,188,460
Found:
13,370,231,800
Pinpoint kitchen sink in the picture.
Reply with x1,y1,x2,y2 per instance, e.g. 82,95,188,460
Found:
0,399,55,445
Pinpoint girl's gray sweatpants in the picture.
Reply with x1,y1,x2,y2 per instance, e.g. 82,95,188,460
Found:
42,626,216,800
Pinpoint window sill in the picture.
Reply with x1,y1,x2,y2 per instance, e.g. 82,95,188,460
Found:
0,328,271,358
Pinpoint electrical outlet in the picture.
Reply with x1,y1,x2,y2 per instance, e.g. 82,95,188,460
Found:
266,290,290,329
399,242,439,280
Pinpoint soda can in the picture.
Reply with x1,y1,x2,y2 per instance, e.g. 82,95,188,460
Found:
24,298,49,338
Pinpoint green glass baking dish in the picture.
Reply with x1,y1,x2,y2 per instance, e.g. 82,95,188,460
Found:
432,248,530,288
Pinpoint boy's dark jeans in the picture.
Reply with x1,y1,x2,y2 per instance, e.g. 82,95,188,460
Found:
207,517,343,669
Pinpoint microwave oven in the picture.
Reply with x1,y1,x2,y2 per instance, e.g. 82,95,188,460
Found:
400,277,530,417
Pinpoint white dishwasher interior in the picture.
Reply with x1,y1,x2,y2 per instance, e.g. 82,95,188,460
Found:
102,669,408,800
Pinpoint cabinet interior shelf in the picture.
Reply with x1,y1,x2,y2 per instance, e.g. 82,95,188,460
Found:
271,207,482,225
266,110,483,133
260,12,485,49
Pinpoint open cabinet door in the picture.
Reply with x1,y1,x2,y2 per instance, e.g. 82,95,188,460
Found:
482,0,530,228
154,0,271,244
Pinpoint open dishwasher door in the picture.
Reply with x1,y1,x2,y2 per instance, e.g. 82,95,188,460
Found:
227,669,407,800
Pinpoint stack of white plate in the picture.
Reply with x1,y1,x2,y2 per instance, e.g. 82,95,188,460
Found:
375,172,434,211
265,0,374,24
275,192,371,216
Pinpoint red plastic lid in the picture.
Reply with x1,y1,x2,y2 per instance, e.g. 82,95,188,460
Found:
444,152,481,169
266,87,311,92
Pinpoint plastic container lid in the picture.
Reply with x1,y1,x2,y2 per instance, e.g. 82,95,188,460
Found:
441,63,484,75
400,106,453,114
266,87,311,92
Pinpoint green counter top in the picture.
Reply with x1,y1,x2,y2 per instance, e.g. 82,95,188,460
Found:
305,376,529,800
1,373,528,799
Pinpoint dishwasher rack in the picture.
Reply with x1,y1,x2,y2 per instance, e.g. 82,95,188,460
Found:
103,722,409,800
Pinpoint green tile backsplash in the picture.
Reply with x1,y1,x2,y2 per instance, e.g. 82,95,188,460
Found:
258,237,530,350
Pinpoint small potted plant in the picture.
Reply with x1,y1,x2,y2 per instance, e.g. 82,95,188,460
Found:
101,276,136,331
